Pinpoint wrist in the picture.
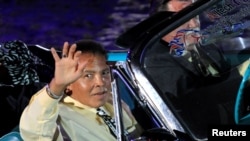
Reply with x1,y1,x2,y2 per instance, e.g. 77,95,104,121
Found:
46,84,64,99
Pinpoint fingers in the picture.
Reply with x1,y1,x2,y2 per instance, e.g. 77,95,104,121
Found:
62,42,69,58
68,44,77,59
77,59,88,74
74,50,82,59
51,47,60,62
51,41,70,61
51,42,81,61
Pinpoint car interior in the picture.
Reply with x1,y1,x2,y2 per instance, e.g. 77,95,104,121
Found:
115,0,250,140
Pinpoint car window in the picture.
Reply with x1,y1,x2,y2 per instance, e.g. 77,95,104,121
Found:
142,0,250,140
114,70,161,131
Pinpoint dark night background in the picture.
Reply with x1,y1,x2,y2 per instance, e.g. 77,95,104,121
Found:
0,0,151,50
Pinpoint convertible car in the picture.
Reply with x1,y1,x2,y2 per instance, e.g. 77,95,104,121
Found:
1,0,250,140
110,0,250,140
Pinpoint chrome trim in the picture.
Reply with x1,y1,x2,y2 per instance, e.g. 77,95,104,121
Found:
129,62,185,135
111,77,129,141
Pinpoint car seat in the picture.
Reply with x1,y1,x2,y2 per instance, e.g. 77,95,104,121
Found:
0,132,23,141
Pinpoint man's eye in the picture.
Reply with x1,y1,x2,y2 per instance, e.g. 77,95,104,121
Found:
103,71,110,76
85,74,93,78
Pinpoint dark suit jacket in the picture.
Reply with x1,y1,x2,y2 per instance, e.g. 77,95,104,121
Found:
143,39,242,137
143,39,231,97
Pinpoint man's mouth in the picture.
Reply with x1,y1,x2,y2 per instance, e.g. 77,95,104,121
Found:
93,88,108,95
94,91,106,95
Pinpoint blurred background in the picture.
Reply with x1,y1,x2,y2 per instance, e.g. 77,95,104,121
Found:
0,0,151,50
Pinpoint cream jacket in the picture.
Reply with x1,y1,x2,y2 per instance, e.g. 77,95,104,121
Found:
19,87,138,141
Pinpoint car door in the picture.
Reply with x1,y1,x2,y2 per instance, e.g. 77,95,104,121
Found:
115,0,250,140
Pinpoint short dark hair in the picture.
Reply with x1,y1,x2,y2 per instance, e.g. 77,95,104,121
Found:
162,0,170,4
75,39,107,59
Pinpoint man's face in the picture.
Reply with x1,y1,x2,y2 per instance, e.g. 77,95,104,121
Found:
162,0,200,46
69,53,112,108
167,0,193,12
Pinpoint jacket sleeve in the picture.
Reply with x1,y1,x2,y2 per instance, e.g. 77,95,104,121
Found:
19,86,63,141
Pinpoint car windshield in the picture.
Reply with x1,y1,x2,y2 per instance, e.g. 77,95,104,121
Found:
141,0,250,140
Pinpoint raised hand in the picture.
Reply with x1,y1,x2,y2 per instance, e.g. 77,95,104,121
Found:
49,42,87,96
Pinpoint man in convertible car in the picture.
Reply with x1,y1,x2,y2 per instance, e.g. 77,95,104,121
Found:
19,40,143,141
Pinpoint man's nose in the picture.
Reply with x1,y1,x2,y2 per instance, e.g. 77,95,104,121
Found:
95,75,105,86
